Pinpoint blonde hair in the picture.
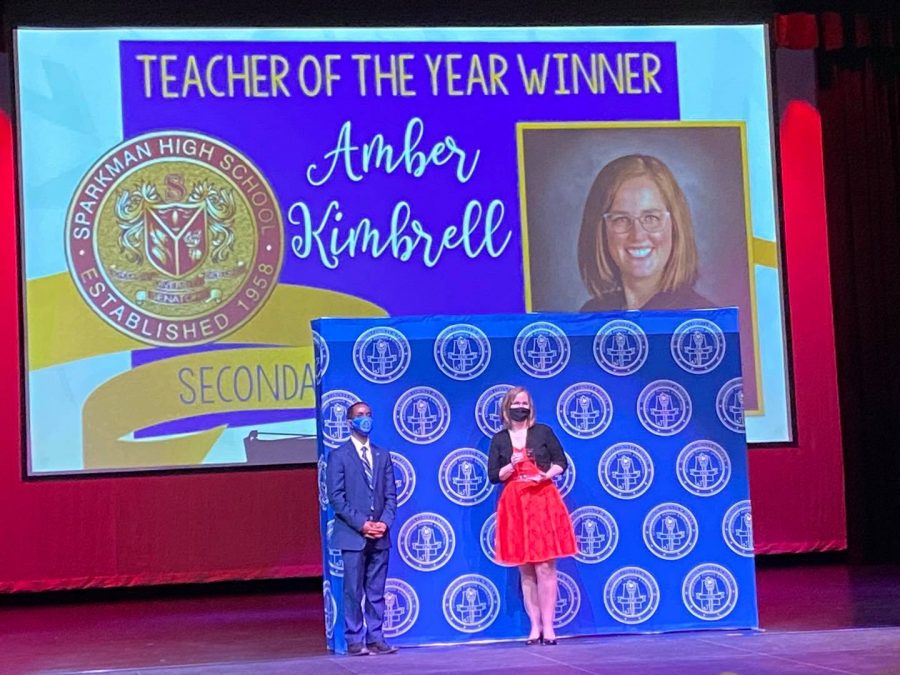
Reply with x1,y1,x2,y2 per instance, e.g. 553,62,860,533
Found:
578,154,699,297
500,386,536,429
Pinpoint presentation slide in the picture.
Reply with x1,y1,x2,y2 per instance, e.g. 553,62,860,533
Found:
15,25,790,476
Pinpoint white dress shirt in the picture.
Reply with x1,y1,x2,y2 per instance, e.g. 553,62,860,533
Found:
350,434,372,466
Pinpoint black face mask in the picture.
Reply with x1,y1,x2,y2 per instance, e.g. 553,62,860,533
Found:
509,407,530,422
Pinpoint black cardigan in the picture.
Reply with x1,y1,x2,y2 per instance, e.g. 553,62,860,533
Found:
581,286,714,312
487,423,568,484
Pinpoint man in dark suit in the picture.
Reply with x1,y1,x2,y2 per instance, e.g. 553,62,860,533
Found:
326,401,399,656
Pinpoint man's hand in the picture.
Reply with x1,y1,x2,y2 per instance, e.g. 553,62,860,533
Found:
362,521,388,539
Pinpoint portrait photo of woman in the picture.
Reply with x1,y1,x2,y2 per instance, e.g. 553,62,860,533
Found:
578,154,713,311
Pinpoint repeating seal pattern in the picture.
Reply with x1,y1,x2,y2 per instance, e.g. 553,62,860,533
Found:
716,377,746,433
438,448,493,506
434,324,492,380
325,520,343,577
722,500,754,556
398,512,456,572
390,451,416,507
556,382,614,439
671,318,726,374
603,567,661,625
637,380,693,436
676,441,732,497
478,514,515,568
513,321,570,378
593,319,649,376
598,442,654,499
383,578,420,638
323,580,337,639
474,384,513,438
317,456,329,510
571,505,619,563
353,327,412,383
312,330,329,383
393,386,451,444
642,503,700,560
554,571,582,628
552,451,577,498
442,574,501,633
682,563,739,621
320,389,359,448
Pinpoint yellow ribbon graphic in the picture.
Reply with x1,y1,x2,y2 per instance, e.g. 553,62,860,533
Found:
26,274,387,469
82,346,314,469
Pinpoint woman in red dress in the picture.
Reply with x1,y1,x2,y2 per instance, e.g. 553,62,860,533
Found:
487,386,577,645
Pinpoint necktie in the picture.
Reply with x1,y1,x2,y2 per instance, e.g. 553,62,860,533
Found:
361,445,374,490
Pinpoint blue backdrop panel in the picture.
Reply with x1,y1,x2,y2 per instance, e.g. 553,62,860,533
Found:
313,310,756,651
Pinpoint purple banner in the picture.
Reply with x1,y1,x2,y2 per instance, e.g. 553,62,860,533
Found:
120,40,679,316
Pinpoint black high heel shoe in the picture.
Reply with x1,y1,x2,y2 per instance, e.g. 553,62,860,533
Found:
542,637,558,646
525,634,543,646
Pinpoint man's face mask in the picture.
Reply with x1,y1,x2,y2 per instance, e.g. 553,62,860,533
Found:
351,415,374,435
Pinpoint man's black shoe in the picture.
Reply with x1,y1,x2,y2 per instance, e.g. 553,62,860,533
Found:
347,643,369,656
367,641,398,655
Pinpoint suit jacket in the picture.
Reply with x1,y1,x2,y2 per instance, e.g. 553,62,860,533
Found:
325,439,397,551
487,423,568,484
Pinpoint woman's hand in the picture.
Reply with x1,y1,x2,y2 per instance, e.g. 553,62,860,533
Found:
544,464,564,481
510,451,526,465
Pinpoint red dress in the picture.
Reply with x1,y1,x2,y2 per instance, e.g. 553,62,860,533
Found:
496,447,577,565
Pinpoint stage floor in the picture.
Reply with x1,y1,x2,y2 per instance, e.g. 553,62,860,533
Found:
2,560,899,674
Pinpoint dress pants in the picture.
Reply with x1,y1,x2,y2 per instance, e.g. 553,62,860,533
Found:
341,539,389,647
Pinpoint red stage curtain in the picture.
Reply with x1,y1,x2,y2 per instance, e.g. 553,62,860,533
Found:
776,11,900,562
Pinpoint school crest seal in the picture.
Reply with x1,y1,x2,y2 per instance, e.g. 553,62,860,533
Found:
66,131,283,346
